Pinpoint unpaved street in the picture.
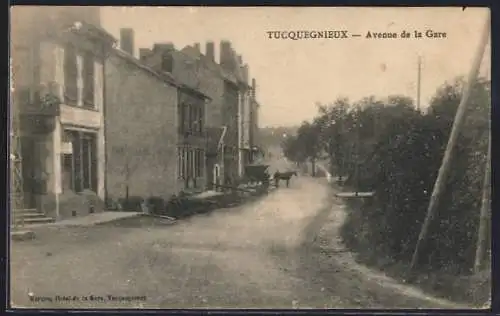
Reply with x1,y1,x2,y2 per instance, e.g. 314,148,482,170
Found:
11,161,466,309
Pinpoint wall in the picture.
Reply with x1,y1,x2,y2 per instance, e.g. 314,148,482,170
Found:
223,80,240,182
141,48,225,127
105,52,179,202
241,91,252,149
250,100,261,148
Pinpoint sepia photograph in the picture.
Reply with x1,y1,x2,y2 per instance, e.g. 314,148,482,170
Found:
9,6,491,309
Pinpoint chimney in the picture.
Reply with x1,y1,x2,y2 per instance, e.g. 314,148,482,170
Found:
241,64,249,84
139,48,152,61
252,78,257,99
194,42,201,52
120,28,134,56
206,41,215,62
220,40,233,69
153,42,175,52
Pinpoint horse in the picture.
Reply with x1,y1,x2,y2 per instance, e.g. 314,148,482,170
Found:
273,170,298,188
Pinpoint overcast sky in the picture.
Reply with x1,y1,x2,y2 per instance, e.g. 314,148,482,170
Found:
101,7,490,127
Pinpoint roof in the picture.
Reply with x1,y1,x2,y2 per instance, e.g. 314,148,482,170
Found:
181,45,251,89
112,48,180,87
112,48,211,100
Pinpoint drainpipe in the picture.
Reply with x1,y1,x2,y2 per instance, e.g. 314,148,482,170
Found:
237,91,243,177
102,44,111,207
53,119,61,220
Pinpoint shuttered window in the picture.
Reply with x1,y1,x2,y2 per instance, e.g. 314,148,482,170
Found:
64,44,78,104
82,51,95,107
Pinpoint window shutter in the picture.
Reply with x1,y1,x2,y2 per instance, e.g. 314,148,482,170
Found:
72,132,82,192
64,44,78,103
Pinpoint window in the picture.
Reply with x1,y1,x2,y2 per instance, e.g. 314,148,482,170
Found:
62,154,73,192
195,149,204,177
177,148,183,179
31,43,41,103
177,147,189,180
82,51,95,107
161,52,174,73
187,149,193,178
198,105,204,133
64,44,78,104
178,94,204,136
61,130,98,193
179,103,191,134
192,106,202,134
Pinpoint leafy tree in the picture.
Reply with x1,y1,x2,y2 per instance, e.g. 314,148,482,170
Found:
291,76,491,275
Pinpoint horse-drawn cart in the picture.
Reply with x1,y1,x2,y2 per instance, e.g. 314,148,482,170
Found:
245,164,271,189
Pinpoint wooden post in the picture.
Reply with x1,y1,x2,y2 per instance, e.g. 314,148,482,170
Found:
474,133,491,273
416,56,422,112
354,106,361,194
408,14,490,274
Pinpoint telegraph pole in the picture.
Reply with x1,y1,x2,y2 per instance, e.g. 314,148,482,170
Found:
416,56,422,112
474,133,491,273
408,14,490,275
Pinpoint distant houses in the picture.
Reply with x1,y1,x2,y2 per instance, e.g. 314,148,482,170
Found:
10,7,263,222
138,37,261,189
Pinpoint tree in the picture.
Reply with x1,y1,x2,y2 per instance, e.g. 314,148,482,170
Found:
282,121,322,176
113,145,150,204
314,98,350,177
299,75,491,275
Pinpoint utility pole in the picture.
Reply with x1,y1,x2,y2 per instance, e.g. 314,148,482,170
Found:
474,133,491,273
354,106,361,195
408,14,490,275
416,56,422,112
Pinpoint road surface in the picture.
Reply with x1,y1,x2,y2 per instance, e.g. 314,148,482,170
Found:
10,158,465,309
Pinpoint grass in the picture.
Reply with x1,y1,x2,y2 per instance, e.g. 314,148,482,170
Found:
338,189,491,307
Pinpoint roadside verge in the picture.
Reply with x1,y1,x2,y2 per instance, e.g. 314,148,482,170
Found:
299,180,473,309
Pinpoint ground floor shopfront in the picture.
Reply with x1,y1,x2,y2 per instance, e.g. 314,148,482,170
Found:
20,112,105,220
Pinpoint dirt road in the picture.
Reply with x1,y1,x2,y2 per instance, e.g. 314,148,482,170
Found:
11,166,467,309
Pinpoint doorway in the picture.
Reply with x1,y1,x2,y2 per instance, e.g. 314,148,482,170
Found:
213,164,220,190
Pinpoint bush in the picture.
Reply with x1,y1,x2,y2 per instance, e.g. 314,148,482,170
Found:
118,196,144,212
285,78,490,277
341,81,489,273
147,196,166,214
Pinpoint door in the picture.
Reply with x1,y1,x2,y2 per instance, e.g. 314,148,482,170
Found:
213,164,220,190
20,136,37,208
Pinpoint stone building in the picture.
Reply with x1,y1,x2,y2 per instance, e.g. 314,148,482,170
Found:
105,30,210,202
140,40,258,187
11,6,115,221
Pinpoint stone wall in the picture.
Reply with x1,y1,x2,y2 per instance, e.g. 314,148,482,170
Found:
104,52,180,202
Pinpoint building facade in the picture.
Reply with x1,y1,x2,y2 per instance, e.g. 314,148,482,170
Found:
140,40,258,186
177,87,209,192
11,7,114,220
105,30,209,203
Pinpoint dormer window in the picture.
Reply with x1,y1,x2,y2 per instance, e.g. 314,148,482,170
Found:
161,52,174,73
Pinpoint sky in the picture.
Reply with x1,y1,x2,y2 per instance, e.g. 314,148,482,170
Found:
101,7,491,127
